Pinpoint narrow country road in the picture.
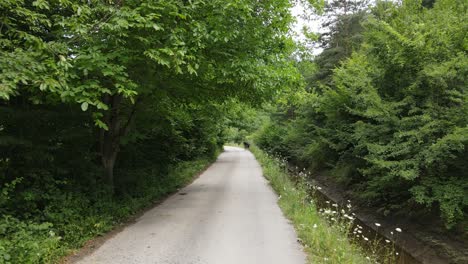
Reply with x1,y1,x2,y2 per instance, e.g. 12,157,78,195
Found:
76,146,306,264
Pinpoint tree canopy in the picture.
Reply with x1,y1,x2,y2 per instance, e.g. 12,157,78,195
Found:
0,0,302,262
1,0,301,186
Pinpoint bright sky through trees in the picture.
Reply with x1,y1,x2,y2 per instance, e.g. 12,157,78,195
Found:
290,2,324,55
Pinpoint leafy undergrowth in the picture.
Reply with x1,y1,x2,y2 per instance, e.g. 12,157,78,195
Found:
0,156,216,264
250,145,375,264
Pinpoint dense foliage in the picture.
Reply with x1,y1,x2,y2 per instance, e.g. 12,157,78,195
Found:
0,0,299,262
1,0,466,262
256,0,467,229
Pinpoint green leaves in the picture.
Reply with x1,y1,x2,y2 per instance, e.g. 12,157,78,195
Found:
339,0,467,227
0,0,298,190
32,0,50,10
1,0,297,112
80,102,88,111
0,1,305,263
257,0,468,229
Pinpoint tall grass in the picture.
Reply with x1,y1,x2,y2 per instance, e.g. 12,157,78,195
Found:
250,145,372,264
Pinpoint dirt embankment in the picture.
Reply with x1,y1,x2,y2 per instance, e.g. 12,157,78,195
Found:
311,173,468,264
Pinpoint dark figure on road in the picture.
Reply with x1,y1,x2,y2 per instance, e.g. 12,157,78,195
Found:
243,141,250,149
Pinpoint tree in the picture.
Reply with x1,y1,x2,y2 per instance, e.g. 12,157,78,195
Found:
319,0,370,49
308,0,370,86
1,0,299,188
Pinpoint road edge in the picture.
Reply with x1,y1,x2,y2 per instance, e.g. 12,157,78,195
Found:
61,153,221,264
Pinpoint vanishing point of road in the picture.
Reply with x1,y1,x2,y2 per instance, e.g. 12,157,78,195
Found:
76,146,306,264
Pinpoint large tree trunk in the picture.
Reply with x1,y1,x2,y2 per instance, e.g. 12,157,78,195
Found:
100,94,122,189
98,0,128,190
102,152,118,186
99,94,140,190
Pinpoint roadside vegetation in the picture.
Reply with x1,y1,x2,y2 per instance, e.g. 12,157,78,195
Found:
247,0,466,262
0,156,216,263
250,145,392,264
1,0,466,263
250,145,401,264
255,0,467,232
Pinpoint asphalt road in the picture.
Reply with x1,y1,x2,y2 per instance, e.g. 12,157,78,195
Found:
77,146,306,264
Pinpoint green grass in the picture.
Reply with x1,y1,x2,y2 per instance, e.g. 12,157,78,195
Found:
249,145,371,264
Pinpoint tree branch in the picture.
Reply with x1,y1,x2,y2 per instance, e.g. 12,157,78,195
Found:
119,96,142,139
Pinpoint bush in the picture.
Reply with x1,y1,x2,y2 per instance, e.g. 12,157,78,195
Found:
0,216,62,264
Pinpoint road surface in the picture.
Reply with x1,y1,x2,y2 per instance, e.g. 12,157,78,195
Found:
77,146,306,264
